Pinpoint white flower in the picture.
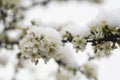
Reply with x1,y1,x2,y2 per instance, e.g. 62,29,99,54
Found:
81,62,98,79
19,27,62,63
94,42,112,58
60,24,89,52
56,67,80,80
72,35,87,52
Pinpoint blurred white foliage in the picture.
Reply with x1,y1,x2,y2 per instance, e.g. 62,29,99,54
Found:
89,9,120,27
6,29,23,42
59,43,79,69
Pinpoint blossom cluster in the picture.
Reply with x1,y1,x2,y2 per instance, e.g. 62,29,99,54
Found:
61,31,87,52
61,23,89,52
88,21,120,58
19,27,62,63
93,42,112,58
18,9,120,80
81,62,98,79
56,67,80,80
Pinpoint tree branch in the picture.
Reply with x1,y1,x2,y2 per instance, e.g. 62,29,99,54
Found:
87,33,120,45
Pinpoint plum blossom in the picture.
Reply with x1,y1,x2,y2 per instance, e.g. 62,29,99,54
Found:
56,67,80,80
72,35,87,52
60,24,89,52
19,27,62,63
94,42,113,58
81,62,98,79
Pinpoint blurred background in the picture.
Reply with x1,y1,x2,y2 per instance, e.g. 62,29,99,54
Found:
0,0,120,80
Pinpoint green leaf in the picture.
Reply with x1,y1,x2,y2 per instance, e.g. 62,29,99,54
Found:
67,32,73,42
35,59,39,65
